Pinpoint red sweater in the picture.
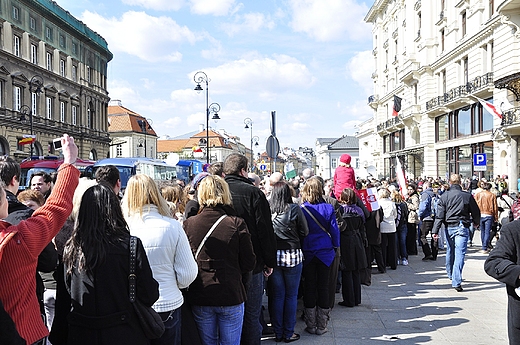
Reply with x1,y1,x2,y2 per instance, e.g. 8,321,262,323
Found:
0,164,79,344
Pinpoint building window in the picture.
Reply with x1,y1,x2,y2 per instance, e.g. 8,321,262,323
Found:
72,65,77,82
46,97,52,119
490,0,494,17
46,52,52,71
12,6,19,21
72,42,77,55
462,11,467,37
45,26,52,41
13,35,20,57
13,86,21,111
31,92,37,115
60,59,65,77
116,144,122,157
86,66,91,83
60,101,65,122
441,29,445,52
30,16,36,31
463,56,469,84
59,34,65,48
72,105,77,125
0,82,3,107
331,158,337,169
31,44,37,64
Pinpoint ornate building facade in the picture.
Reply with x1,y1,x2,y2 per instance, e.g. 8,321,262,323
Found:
0,0,112,161
361,0,520,191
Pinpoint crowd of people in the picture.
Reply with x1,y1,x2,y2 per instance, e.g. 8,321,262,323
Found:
2,141,520,345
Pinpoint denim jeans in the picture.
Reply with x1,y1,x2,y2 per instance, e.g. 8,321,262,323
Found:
241,272,264,345
480,216,494,250
269,263,303,339
397,223,408,260
192,303,244,345
445,223,469,287
152,308,181,345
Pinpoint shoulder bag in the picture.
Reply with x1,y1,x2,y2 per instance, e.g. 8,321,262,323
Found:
195,215,227,259
301,205,331,238
129,236,165,339
500,196,515,222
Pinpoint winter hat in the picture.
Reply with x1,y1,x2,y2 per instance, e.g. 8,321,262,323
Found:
340,154,352,164
190,172,210,192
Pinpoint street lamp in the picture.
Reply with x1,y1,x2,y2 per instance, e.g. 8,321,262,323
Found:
137,118,152,158
194,71,221,164
137,138,145,157
244,118,259,171
19,75,44,157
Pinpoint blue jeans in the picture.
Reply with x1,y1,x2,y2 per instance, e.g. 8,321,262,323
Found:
269,263,302,339
445,223,469,287
241,272,264,345
192,303,244,345
397,223,408,259
480,216,494,250
152,308,181,345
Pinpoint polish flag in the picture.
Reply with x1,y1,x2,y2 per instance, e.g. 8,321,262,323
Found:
475,97,502,119
358,187,379,212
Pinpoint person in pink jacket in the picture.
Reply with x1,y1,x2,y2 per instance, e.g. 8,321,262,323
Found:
333,154,356,199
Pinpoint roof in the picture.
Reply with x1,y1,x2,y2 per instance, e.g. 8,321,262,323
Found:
329,136,359,150
107,105,157,136
157,139,190,153
316,138,337,146
157,130,234,153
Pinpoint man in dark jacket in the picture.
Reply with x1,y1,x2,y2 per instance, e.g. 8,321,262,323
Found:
223,153,276,345
418,181,437,261
432,174,480,292
484,220,520,344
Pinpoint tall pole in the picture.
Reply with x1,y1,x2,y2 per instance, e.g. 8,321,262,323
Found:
205,79,209,164
250,124,253,172
28,75,43,156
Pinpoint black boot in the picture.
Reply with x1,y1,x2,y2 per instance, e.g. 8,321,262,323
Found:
431,238,438,260
422,243,433,261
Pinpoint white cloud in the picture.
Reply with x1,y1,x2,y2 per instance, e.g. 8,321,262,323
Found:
80,11,200,62
121,0,185,11
347,50,374,96
291,122,312,131
189,0,238,16
194,54,315,95
221,12,275,37
287,0,371,41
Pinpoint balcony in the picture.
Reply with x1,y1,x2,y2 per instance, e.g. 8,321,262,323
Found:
426,72,494,111
368,95,378,109
392,28,398,39
372,47,377,56
383,39,389,49
436,11,446,26
502,107,520,126
376,116,402,133
414,0,421,11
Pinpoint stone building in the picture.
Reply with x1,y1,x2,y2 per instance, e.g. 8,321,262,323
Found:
0,0,112,161
361,0,520,191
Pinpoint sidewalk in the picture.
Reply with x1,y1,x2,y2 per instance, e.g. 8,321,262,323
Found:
262,241,509,344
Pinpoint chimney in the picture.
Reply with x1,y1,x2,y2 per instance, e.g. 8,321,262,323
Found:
109,99,122,106
199,124,205,132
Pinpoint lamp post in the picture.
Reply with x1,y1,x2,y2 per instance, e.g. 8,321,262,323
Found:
137,118,152,158
194,71,221,164
244,118,259,171
137,138,145,157
19,75,44,157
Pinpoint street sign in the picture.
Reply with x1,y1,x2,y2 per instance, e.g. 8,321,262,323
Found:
259,164,267,171
266,135,280,159
473,153,487,171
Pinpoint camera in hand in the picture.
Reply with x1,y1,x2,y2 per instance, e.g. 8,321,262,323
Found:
52,138,63,150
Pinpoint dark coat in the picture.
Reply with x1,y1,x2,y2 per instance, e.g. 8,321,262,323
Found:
271,203,309,250
432,184,481,234
484,220,520,344
365,208,383,245
50,234,159,345
340,206,368,271
225,174,276,273
183,205,256,306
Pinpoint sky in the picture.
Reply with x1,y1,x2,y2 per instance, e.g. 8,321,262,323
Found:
55,0,375,155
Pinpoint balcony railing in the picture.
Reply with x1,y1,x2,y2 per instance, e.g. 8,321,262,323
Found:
426,72,494,110
501,106,520,126
376,116,402,132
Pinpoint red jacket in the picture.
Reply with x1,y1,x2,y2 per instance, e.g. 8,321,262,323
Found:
0,165,79,344
333,165,356,200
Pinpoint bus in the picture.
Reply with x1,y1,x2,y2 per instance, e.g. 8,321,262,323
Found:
19,156,95,192
176,159,205,184
92,157,177,190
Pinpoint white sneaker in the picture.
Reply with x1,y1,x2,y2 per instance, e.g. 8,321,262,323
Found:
397,259,402,265
402,258,409,266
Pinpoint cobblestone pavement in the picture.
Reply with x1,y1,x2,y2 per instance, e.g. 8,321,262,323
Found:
261,237,509,344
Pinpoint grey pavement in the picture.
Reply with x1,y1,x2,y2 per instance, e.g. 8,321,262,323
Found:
261,236,509,344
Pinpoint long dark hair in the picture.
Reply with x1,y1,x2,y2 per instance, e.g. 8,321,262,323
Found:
269,181,293,214
63,183,129,276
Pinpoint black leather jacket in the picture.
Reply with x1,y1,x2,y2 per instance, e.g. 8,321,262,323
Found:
432,184,481,234
271,204,309,250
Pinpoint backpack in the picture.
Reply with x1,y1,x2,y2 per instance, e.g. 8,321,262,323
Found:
511,198,520,222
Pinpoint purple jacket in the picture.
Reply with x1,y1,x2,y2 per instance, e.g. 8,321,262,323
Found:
301,201,340,267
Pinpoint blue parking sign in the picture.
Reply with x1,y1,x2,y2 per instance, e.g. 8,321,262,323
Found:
473,153,486,171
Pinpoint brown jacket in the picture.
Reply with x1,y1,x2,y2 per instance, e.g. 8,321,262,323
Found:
183,205,256,306
474,190,499,220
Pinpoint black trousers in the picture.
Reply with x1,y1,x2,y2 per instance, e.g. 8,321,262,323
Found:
303,257,331,309
406,223,418,255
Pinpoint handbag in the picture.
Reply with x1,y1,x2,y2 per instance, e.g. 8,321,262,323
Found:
194,215,227,260
500,196,515,222
302,205,331,238
129,236,165,339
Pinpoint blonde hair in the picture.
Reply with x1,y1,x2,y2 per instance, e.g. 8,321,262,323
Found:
160,185,186,213
71,178,98,221
378,188,390,199
197,175,232,207
122,174,171,218
301,178,323,204
391,190,403,202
